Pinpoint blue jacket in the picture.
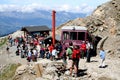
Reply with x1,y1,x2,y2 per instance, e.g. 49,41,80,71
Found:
100,50,105,59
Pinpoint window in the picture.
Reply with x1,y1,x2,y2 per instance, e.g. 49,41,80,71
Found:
78,32,85,40
70,32,77,40
63,32,69,40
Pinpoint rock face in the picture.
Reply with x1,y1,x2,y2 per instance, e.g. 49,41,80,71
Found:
56,0,120,57
84,0,120,56
13,59,67,80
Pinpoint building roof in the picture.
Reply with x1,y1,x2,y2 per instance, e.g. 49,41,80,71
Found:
22,25,51,32
61,26,87,31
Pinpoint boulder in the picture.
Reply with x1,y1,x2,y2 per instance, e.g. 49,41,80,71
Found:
15,65,27,75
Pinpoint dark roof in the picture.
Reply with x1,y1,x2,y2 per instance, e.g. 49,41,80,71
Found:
22,25,51,32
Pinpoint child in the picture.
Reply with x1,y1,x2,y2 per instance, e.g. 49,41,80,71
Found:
99,47,106,68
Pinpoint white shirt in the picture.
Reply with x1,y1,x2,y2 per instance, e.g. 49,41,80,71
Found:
28,51,31,57
33,49,37,55
52,49,56,56
86,42,90,49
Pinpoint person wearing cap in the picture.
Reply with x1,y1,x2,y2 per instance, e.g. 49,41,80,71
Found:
71,45,80,77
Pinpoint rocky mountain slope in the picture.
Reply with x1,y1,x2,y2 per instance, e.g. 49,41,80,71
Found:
56,0,120,56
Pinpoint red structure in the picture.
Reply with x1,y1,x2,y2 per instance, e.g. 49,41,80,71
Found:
52,10,56,46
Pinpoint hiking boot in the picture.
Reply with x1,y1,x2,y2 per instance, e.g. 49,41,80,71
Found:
99,66,103,68
102,66,106,68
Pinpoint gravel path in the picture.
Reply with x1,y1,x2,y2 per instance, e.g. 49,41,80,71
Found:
0,45,27,65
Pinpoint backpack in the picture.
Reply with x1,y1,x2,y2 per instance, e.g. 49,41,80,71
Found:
72,49,80,59
72,49,77,59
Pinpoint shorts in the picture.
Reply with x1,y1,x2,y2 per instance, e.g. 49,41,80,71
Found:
72,58,79,69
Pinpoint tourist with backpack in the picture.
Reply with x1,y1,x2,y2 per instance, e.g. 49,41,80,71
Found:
71,45,80,77
66,42,73,76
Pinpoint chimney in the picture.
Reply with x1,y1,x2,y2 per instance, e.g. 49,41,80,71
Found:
52,10,56,46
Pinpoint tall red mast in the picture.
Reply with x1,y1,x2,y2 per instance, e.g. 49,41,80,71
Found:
52,10,56,46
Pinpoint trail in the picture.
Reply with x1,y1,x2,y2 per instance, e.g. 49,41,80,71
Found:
0,45,27,65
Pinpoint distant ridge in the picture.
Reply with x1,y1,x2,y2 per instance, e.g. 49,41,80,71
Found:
0,10,87,36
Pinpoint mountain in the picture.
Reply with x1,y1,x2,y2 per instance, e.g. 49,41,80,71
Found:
0,10,87,37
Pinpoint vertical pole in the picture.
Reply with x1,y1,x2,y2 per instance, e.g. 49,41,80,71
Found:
52,10,56,46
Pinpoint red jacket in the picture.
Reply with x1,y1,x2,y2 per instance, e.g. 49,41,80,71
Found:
80,43,86,51
48,45,54,53
72,49,80,59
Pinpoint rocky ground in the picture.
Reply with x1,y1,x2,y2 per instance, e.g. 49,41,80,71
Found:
0,0,120,79
0,44,120,80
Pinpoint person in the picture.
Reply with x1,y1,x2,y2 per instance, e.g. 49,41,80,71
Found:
71,45,80,77
99,47,106,68
80,41,86,59
40,47,45,58
27,49,32,62
62,47,67,68
52,47,57,60
56,42,62,58
48,44,54,60
45,47,50,59
66,42,73,76
32,48,37,62
36,44,41,57
6,43,10,57
86,41,92,62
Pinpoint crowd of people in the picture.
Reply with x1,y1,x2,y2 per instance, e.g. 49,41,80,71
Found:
7,34,106,77
63,41,94,77
7,34,62,62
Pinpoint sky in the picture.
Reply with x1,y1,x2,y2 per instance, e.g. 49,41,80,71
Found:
0,0,110,13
